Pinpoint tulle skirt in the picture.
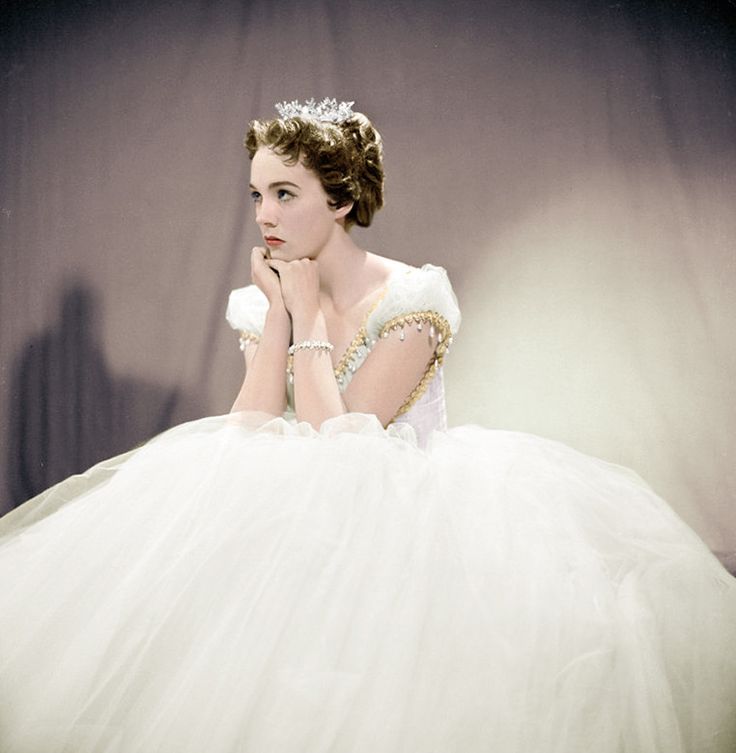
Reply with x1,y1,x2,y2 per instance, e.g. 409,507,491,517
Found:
1,412,735,753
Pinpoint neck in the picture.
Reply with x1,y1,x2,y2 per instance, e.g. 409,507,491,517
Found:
315,227,371,310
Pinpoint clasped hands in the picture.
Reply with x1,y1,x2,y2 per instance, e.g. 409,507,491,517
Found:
250,246,320,322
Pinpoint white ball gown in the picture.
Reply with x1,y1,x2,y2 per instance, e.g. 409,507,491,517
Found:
1,264,735,753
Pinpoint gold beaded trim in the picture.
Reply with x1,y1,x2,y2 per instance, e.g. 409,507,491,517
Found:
238,330,261,351
333,327,370,381
377,311,454,418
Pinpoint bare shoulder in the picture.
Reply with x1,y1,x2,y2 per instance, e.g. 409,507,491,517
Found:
365,252,416,281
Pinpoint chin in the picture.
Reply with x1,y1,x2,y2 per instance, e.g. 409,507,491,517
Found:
270,248,313,263
267,249,289,261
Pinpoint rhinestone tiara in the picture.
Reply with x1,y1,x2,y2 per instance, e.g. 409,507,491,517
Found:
274,98,355,124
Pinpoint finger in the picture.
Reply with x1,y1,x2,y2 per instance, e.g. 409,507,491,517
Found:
267,259,288,273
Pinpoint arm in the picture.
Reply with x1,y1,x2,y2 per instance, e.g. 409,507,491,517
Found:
229,247,291,416
342,324,438,426
230,305,290,415
290,307,347,426
270,258,347,427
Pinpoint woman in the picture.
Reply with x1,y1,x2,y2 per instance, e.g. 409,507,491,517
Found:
1,98,735,753
229,101,452,435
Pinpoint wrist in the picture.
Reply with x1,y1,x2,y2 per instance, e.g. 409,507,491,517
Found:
289,302,320,324
292,308,327,342
266,300,289,323
264,305,291,341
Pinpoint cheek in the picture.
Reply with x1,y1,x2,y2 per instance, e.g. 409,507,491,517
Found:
296,206,327,235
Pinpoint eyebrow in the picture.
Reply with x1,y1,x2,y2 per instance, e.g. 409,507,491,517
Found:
248,181,301,190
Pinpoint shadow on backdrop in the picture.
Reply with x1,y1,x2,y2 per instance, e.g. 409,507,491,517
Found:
5,281,202,509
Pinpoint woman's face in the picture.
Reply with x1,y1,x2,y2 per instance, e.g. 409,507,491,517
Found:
249,147,344,260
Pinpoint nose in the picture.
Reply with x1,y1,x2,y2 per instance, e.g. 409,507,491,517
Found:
255,196,278,229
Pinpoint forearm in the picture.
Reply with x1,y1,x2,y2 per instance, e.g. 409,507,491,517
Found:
230,307,290,415
291,309,346,428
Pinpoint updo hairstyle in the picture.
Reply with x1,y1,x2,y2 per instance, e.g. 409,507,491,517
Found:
245,112,384,229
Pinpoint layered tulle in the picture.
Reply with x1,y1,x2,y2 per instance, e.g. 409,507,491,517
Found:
1,413,735,753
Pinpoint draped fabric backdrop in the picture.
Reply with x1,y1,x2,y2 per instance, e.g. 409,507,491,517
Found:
1,0,735,558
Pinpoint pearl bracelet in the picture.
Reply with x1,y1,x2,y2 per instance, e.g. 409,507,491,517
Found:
288,340,334,356
286,340,335,384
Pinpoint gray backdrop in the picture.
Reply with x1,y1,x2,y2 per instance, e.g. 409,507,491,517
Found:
1,0,735,558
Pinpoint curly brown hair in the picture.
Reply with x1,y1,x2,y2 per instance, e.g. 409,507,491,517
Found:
244,112,384,229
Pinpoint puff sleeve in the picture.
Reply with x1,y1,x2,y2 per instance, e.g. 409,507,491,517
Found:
225,285,269,350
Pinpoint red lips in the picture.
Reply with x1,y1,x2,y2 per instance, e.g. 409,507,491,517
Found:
265,236,284,247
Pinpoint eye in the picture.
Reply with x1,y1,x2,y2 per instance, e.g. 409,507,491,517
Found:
277,189,294,202
250,191,262,203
